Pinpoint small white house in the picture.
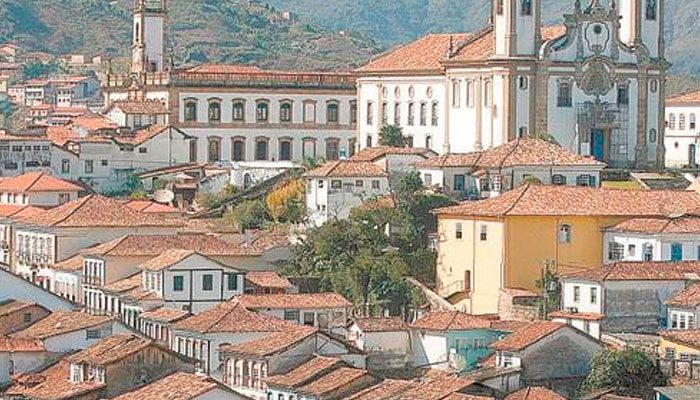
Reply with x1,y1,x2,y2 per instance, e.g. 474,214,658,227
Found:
346,317,410,370
304,160,390,226
0,338,49,386
665,91,700,168
104,99,169,129
0,171,82,207
664,283,700,330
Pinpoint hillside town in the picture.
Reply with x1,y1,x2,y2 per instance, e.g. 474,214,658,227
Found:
1,0,700,399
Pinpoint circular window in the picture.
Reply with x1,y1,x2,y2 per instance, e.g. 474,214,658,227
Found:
593,24,603,34
426,87,433,99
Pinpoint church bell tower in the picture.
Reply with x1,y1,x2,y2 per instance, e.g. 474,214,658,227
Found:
132,0,167,74
493,0,542,57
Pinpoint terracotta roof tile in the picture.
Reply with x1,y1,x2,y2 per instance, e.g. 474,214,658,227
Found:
112,372,222,400
0,171,83,192
297,367,371,397
12,311,112,340
0,299,35,317
173,300,294,333
69,114,118,132
398,375,476,400
357,33,472,74
219,326,316,357
442,394,495,400
45,126,79,146
449,26,565,64
505,387,566,400
52,254,84,272
139,307,191,323
83,234,262,257
245,271,293,289
415,153,483,169
110,99,168,114
667,90,700,105
113,125,182,146
489,320,533,332
490,321,565,352
350,146,435,162
304,160,388,178
352,317,407,332
16,195,183,228
237,293,352,310
266,356,343,389
102,273,160,302
138,249,198,272
5,360,105,400
607,216,700,234
123,200,181,214
666,284,700,308
346,379,415,400
0,337,45,352
501,288,539,298
548,310,605,321
411,311,492,331
186,64,263,74
563,261,700,282
65,334,151,366
0,204,29,218
435,184,700,217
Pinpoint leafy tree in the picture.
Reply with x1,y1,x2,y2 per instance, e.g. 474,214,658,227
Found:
579,348,666,400
379,124,408,147
196,185,238,209
266,179,305,223
535,266,560,318
21,60,66,80
225,199,269,231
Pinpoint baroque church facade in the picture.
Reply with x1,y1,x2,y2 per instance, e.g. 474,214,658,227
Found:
357,0,668,169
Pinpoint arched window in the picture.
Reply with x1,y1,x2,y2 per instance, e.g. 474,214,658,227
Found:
232,137,245,162
420,102,427,126
256,100,269,123
349,101,357,124
521,0,532,16
668,114,676,130
381,101,388,125
558,224,572,244
325,138,340,161
557,81,572,107
484,80,492,107
552,174,567,185
208,99,221,123
232,100,245,121
431,102,439,126
466,80,475,108
280,101,293,123
518,76,529,90
680,114,687,130
184,99,198,122
649,129,658,143
691,114,697,130
393,102,401,125
255,137,269,161
425,135,432,149
327,101,339,124
452,79,461,107
207,137,221,163
407,102,415,126
646,0,657,20
366,102,374,125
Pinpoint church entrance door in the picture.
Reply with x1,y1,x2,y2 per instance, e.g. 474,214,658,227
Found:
591,129,605,161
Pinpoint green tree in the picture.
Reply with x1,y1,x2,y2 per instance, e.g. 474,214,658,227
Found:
379,124,408,147
225,199,269,231
579,348,666,400
21,60,66,80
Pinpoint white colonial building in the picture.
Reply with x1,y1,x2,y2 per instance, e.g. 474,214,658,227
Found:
665,91,700,168
103,0,358,165
357,0,667,169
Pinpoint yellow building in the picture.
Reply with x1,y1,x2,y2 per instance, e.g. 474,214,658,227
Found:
659,330,700,361
434,184,700,314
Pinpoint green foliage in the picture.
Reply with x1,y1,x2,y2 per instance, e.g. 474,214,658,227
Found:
21,60,66,80
579,348,666,399
379,125,408,147
196,185,239,209
266,179,306,223
535,266,560,317
225,199,269,231
129,190,148,200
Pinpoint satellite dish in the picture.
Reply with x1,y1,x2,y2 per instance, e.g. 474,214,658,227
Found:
153,189,175,204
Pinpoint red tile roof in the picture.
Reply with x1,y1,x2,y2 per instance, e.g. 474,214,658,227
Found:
12,311,112,340
110,99,168,114
661,329,700,349
490,321,566,351
397,375,477,400
138,249,198,272
548,310,605,321
237,292,352,310
442,395,495,400
0,337,45,352
185,64,263,74
350,146,435,162
563,261,700,282
123,200,181,214
479,138,602,168
346,379,415,400
0,204,30,218
352,317,407,332
504,387,566,400
173,300,294,334
65,334,152,366
219,325,316,357
266,356,343,389
0,171,82,193
296,367,372,397
666,284,700,308
113,125,181,146
83,234,260,257
16,195,183,228
4,360,105,400
102,273,159,302
139,307,191,323
69,114,118,132
245,271,293,289
607,216,700,234
414,153,483,169
667,90,700,105
304,160,388,178
435,184,700,217
411,311,492,331
112,372,224,400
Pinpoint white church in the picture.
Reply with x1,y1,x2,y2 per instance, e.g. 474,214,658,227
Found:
357,0,668,169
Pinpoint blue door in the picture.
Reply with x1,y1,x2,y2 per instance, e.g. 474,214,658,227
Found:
591,130,605,161
671,243,683,261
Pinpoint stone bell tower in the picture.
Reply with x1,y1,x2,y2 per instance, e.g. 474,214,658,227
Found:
132,0,167,74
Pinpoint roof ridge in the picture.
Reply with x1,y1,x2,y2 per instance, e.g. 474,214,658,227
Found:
51,194,94,227
502,184,531,216
25,172,45,191
448,25,494,58
497,137,523,169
